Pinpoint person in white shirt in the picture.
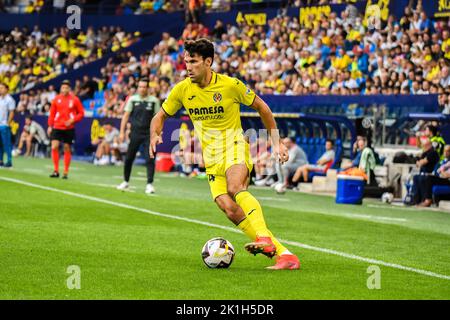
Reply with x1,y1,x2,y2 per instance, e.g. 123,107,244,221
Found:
0,83,16,167
292,139,336,184
14,115,49,157
275,137,308,188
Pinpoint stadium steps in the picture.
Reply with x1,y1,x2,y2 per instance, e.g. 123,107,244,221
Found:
438,201,450,212
297,169,338,194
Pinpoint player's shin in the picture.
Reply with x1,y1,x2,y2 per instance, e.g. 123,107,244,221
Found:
52,148,59,173
236,216,256,241
64,150,71,174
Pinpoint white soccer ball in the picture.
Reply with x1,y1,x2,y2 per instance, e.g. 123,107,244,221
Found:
274,182,286,194
381,192,394,204
201,237,235,268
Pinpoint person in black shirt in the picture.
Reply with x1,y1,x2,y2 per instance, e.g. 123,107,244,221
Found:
412,138,440,204
116,78,160,194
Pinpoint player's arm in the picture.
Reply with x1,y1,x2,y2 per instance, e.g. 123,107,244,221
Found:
149,109,170,158
7,97,15,125
48,99,56,136
119,111,130,143
150,83,183,157
249,95,289,164
73,97,85,122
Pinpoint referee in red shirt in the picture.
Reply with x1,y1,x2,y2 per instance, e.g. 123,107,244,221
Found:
47,80,84,179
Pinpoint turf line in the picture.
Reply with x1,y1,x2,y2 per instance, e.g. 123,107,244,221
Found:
1,176,449,281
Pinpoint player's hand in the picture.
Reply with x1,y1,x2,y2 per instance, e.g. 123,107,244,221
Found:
47,126,52,136
64,119,74,127
119,132,125,144
150,134,163,158
274,139,289,164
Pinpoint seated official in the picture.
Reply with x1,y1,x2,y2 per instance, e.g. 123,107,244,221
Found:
292,139,335,183
14,115,49,157
415,145,450,207
411,138,441,205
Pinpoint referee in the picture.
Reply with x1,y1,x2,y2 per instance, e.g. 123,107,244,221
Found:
47,80,84,179
117,78,160,194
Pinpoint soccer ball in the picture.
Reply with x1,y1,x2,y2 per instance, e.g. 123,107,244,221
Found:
201,237,235,268
274,182,286,194
381,192,394,204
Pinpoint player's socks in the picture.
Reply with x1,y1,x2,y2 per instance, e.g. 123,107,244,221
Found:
236,216,256,241
235,190,288,256
64,150,71,175
52,148,59,173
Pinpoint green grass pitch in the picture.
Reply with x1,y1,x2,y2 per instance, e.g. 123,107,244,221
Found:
0,157,449,299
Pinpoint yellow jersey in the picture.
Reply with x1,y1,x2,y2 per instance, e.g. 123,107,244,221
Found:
162,71,256,171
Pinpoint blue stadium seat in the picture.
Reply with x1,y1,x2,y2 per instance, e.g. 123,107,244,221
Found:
94,91,104,100
432,185,450,197
83,99,92,110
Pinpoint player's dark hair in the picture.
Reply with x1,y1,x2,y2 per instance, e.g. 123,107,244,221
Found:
184,38,215,64
25,115,33,120
426,125,438,136
61,79,71,87
326,139,334,146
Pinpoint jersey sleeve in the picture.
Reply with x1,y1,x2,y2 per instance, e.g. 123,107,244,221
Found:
124,95,134,113
233,78,256,106
162,82,184,116
48,98,57,127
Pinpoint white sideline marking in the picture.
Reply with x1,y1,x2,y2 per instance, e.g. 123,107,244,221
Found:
86,183,136,193
1,176,449,281
342,213,407,222
259,197,290,202
368,204,446,213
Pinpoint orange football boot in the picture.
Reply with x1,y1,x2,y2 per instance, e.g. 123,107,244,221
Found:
266,254,300,270
245,236,277,258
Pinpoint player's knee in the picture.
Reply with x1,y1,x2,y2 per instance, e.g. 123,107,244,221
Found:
226,184,246,198
216,197,238,217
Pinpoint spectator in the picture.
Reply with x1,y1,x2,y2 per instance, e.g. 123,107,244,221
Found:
410,138,440,205
79,75,98,100
14,115,49,157
93,122,120,165
416,145,450,207
0,82,15,167
275,137,308,189
358,137,377,185
342,136,365,170
292,139,335,183
416,124,446,160
186,0,203,24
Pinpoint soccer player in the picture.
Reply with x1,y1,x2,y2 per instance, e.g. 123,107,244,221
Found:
150,39,300,270
47,80,84,179
117,78,160,194
0,82,16,168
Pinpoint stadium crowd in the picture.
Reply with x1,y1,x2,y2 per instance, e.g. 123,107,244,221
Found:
10,0,450,119
0,25,140,94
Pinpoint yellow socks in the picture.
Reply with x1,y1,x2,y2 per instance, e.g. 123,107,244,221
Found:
236,216,256,240
235,190,288,256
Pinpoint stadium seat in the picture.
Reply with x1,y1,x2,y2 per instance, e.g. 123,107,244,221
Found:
432,185,450,204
